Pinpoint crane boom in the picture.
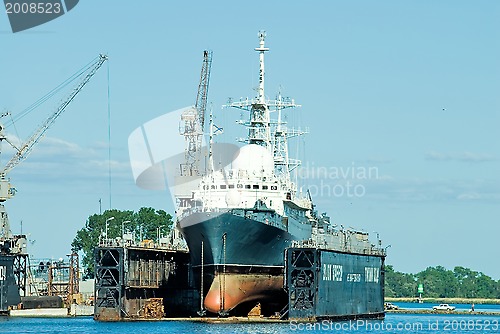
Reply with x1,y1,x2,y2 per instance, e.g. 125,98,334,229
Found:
1,54,108,177
195,50,212,131
0,54,107,242
179,50,212,176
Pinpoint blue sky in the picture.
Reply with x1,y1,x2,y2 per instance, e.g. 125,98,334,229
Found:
1,1,499,279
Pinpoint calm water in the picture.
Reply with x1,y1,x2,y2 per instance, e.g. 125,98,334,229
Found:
0,313,499,334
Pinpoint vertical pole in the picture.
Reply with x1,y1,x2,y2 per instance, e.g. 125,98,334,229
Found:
47,265,53,296
1,278,3,309
255,31,268,104
200,240,204,315
74,253,79,294
220,233,227,314
208,109,214,174
107,61,112,209
69,255,74,302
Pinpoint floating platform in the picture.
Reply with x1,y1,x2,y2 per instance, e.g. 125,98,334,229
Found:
94,243,199,321
94,243,385,322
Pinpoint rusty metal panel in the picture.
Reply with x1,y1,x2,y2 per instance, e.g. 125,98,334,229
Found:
94,245,199,321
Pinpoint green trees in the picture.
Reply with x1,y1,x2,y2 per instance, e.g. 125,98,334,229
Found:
384,265,418,297
417,266,458,298
452,266,499,298
71,208,174,278
385,265,500,299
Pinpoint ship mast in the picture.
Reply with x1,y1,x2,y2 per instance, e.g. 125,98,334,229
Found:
256,31,268,105
273,92,290,181
226,31,304,188
273,92,307,181
250,31,271,149
227,31,272,150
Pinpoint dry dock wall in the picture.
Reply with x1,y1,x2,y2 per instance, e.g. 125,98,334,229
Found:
94,246,199,321
286,247,385,320
0,254,21,312
94,245,386,321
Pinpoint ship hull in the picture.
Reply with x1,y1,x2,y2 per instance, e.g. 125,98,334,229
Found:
204,272,286,314
178,211,293,314
179,211,294,267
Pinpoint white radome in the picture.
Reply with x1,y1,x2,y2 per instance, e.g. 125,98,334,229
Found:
231,144,274,176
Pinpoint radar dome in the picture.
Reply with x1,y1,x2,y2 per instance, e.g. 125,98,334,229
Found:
232,144,274,176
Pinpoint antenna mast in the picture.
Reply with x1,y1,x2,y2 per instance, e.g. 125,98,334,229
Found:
256,31,269,105
226,31,272,149
225,31,305,191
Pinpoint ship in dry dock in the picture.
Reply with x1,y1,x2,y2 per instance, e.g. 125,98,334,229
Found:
175,31,386,318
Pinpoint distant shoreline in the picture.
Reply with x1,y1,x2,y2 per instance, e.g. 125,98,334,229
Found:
386,309,500,316
385,297,500,305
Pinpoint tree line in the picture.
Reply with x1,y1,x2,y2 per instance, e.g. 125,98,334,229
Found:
385,265,500,299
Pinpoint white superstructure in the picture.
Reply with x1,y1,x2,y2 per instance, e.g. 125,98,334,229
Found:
176,31,309,219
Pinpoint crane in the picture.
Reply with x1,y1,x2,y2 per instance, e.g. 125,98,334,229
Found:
195,50,212,133
0,54,108,251
180,50,213,176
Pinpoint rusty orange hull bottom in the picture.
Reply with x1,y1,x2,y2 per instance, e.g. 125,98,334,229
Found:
204,272,285,314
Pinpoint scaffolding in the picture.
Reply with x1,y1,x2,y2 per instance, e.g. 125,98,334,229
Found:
27,253,80,304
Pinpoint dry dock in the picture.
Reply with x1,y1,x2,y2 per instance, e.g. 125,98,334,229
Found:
93,240,386,322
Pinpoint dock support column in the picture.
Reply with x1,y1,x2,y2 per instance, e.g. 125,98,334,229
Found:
94,247,124,320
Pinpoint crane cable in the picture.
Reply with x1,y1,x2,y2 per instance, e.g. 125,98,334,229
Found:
107,58,112,209
8,113,20,150
4,56,101,129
